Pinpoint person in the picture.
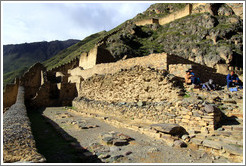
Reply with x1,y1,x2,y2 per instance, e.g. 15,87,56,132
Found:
188,68,195,76
188,68,200,85
226,70,243,89
185,70,192,84
202,79,216,91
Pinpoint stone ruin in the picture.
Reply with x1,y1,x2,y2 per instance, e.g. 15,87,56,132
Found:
3,86,45,163
135,3,243,26
3,45,244,163
2,3,244,163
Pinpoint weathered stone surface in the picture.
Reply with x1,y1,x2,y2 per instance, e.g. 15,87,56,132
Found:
125,151,132,156
181,134,190,141
110,146,121,152
148,147,160,153
78,65,183,103
99,131,133,146
173,140,187,148
98,154,111,159
202,139,223,150
223,144,243,155
223,99,237,104
204,104,216,113
151,123,187,136
108,155,124,162
101,137,114,145
113,139,129,146
3,86,46,163
190,138,203,145
137,101,144,107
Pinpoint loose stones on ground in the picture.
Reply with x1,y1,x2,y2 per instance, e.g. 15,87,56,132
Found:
68,119,99,130
85,131,135,162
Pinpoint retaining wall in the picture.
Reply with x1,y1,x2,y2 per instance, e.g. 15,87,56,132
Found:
3,86,45,163
135,18,159,26
167,54,228,85
73,97,222,135
3,83,18,110
68,53,167,80
159,4,192,25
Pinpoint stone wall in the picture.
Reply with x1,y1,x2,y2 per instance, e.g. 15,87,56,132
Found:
3,80,18,110
79,45,115,70
135,18,159,26
59,82,78,106
69,52,229,90
159,4,192,25
48,58,79,74
79,47,97,69
167,54,228,85
73,97,222,135
73,65,222,134
134,4,192,26
3,86,45,163
20,63,46,101
134,3,241,27
69,52,167,81
78,66,183,103
27,82,60,108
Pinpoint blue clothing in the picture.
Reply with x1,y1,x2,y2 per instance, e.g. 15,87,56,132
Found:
226,74,242,89
191,76,200,85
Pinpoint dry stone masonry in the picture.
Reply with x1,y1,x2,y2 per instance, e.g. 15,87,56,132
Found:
3,86,45,163
78,66,183,103
2,2,243,163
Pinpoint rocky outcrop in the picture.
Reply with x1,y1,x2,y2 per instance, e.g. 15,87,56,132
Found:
3,86,45,163
104,3,243,71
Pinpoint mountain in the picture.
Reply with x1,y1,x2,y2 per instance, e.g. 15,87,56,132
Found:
3,39,80,87
3,3,243,87
43,31,107,70
42,3,243,71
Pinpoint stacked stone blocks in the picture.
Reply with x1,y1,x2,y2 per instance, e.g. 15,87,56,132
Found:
3,86,45,163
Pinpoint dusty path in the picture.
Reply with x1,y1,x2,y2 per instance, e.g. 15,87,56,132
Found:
40,107,229,163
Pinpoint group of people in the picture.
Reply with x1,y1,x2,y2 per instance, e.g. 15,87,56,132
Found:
184,68,243,91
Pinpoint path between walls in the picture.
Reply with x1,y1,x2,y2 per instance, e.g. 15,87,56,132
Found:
41,107,230,163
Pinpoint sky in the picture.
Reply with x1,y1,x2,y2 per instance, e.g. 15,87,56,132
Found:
2,2,153,45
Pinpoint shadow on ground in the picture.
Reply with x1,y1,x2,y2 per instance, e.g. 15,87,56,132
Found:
27,107,102,163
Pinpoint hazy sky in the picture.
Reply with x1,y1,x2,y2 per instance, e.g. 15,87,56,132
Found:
2,2,153,45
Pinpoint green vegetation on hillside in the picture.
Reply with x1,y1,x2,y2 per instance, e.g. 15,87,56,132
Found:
134,3,187,20
3,40,80,87
3,66,29,88
43,31,107,70
104,11,243,69
3,3,243,89
42,20,130,70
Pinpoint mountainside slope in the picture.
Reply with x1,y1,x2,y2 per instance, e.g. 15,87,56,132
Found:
43,31,107,70
3,39,80,73
3,3,243,88
103,3,243,69
3,39,80,87
43,3,243,72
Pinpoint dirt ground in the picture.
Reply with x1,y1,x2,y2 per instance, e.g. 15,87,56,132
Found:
41,107,230,163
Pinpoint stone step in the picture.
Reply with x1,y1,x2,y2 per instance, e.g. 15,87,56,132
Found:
190,137,243,157
221,125,243,131
218,137,243,146
223,144,243,156
211,131,243,140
